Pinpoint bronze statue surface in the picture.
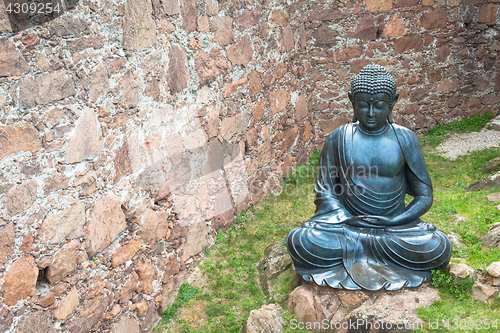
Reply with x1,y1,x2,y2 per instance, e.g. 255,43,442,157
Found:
287,65,451,291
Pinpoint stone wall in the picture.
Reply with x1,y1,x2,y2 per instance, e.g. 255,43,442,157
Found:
0,0,498,332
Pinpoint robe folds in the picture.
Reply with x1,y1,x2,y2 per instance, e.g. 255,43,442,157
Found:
287,123,452,291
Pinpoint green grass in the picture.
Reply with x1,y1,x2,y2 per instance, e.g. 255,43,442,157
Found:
156,116,500,333
421,112,495,147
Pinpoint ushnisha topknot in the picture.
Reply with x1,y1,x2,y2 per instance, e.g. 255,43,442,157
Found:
350,64,397,103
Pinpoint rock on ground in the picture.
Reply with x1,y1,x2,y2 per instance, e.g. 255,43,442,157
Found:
242,303,284,333
286,282,440,333
480,223,500,249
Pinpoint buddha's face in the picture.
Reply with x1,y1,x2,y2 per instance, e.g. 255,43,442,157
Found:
353,92,392,131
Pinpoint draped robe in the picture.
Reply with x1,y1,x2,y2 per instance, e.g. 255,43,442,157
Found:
287,123,451,291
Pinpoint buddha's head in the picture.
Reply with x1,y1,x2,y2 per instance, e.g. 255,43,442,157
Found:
348,65,399,130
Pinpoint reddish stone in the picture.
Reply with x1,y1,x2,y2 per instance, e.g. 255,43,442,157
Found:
0,38,30,77
195,49,229,86
162,255,180,282
435,45,450,62
321,116,349,133
336,46,362,61
0,224,14,265
210,16,234,46
2,256,38,306
349,15,377,41
364,0,393,12
15,71,76,108
295,95,308,121
114,141,132,183
254,101,265,120
404,103,418,115
427,69,442,82
234,8,261,29
2,179,37,216
67,296,110,333
312,23,337,48
168,44,189,94
478,4,498,26
249,71,262,95
394,0,419,7
437,79,459,92
309,7,346,21
270,9,289,27
481,94,500,106
69,35,104,54
394,35,423,54
227,35,253,66
0,123,41,159
350,59,372,73
382,14,408,37
447,97,461,108
284,126,298,150
282,26,293,52
270,89,290,114
123,0,156,50
420,8,448,29
213,208,235,231
180,0,197,32
495,73,500,92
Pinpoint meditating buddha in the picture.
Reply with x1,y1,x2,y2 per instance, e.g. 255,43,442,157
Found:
287,65,451,291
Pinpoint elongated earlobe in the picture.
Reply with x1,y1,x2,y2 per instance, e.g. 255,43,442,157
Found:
387,113,394,124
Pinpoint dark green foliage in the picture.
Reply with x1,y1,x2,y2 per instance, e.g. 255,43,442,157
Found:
283,148,321,186
431,270,473,301
427,113,495,136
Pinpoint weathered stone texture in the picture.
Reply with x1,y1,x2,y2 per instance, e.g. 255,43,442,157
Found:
235,9,261,29
123,0,156,50
270,9,289,27
364,0,393,12
183,219,209,260
112,240,142,268
15,71,76,108
0,224,15,264
16,312,57,333
54,288,79,320
65,107,103,164
137,209,170,245
0,38,30,77
0,123,41,159
2,256,38,306
181,0,197,32
309,7,346,21
227,35,253,67
478,4,498,26
169,44,189,93
42,201,85,244
2,179,37,216
211,16,234,46
195,49,229,86
350,15,377,41
420,8,448,29
46,239,80,284
383,14,408,37
394,35,423,53
270,89,290,114
85,198,126,257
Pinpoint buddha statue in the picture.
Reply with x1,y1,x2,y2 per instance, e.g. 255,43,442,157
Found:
287,65,451,291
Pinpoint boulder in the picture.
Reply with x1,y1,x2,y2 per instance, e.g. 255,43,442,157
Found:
486,262,500,286
487,193,500,202
447,232,465,249
471,282,498,303
258,242,293,294
487,115,500,131
285,282,440,333
480,222,500,249
448,263,475,279
482,157,500,174
467,172,500,192
242,303,284,333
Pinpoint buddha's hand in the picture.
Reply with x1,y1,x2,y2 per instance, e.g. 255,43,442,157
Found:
345,215,390,229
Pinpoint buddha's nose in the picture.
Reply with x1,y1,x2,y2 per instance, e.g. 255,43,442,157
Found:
369,105,375,117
